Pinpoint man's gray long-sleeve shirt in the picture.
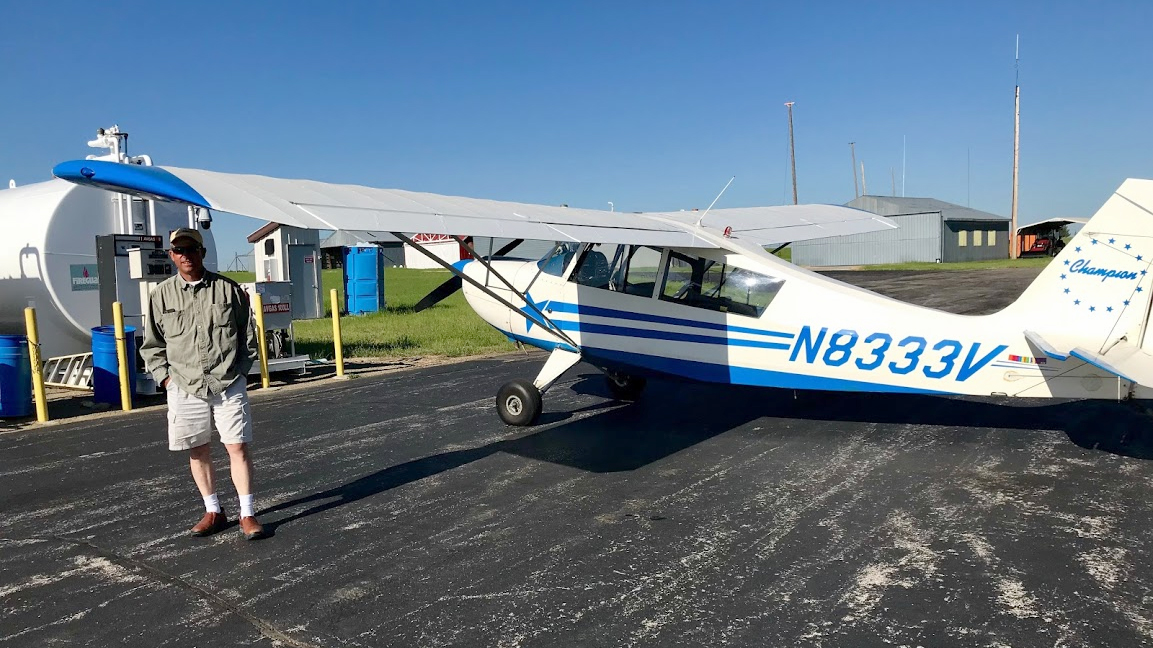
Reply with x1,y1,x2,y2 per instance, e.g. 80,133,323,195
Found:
141,271,260,398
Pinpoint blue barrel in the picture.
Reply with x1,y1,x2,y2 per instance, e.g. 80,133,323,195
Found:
0,335,32,418
91,326,137,406
343,246,386,315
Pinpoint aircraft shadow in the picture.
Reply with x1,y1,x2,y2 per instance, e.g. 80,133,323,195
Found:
259,376,1152,533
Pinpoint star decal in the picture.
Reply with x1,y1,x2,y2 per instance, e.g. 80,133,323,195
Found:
519,292,551,331
1061,236,1147,314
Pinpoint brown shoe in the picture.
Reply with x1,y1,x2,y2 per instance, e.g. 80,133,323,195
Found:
190,511,227,537
238,516,265,541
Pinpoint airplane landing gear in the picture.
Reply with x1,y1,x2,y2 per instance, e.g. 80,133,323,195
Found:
604,371,647,401
496,379,542,426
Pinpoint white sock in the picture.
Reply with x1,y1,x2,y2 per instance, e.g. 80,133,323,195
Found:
203,493,221,514
239,493,255,518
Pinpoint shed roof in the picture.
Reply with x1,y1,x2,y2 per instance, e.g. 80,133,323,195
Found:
847,196,1008,222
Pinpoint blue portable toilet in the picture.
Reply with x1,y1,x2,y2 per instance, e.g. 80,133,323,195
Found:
91,326,137,407
0,335,32,417
342,245,386,315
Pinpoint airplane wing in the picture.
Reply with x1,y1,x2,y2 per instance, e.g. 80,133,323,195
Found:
656,205,899,247
52,160,896,247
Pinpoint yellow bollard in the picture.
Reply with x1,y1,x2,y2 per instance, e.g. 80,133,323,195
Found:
112,302,133,411
23,307,48,422
330,288,345,378
252,293,270,388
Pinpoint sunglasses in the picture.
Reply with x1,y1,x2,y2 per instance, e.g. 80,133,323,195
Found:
170,245,203,256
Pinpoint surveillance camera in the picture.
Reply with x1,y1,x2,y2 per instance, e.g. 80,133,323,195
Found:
195,208,213,230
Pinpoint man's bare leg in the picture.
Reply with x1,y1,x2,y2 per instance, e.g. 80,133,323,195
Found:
224,442,252,496
189,443,215,497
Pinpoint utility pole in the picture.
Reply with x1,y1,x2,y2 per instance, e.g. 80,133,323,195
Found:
860,161,867,196
785,102,798,205
849,142,859,198
1010,35,1021,259
890,167,896,196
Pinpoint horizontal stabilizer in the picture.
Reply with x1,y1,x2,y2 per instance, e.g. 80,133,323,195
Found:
1023,330,1070,361
1069,343,1153,387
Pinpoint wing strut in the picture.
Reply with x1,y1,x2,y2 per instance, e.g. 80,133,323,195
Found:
392,233,580,351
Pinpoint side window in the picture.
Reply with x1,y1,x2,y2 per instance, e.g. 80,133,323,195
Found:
659,252,783,317
569,244,665,296
570,244,619,288
621,246,663,297
958,231,968,247
987,230,996,246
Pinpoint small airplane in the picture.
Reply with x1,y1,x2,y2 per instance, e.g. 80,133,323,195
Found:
53,159,1153,425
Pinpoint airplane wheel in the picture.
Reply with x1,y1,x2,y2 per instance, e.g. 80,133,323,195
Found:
604,371,646,401
496,380,542,426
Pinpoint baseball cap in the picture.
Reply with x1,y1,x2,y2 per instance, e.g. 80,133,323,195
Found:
169,227,204,248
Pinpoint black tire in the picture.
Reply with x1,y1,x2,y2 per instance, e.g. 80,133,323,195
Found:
1050,242,1066,257
604,371,647,401
496,380,542,426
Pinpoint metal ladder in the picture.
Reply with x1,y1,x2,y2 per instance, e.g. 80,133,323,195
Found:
43,353,94,390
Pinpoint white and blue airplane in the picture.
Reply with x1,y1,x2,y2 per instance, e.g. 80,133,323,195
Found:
53,159,1153,425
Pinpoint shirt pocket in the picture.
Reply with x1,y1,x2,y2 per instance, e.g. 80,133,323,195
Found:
211,303,234,328
160,310,189,338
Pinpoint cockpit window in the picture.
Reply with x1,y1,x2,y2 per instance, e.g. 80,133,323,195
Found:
569,244,665,296
660,252,784,317
537,242,580,277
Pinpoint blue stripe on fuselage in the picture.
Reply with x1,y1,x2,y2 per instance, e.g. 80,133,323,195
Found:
542,301,793,340
581,347,949,394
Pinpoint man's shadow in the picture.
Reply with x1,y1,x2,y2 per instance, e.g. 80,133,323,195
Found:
259,374,1153,534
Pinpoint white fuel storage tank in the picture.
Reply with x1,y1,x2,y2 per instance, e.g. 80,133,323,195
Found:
0,177,217,358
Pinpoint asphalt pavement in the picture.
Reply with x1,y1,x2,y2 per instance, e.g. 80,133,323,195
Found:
2,267,1152,647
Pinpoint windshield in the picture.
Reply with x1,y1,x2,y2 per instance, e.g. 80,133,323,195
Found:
537,242,580,277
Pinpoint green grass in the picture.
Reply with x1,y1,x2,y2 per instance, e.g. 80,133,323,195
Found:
222,268,512,360
865,257,1053,271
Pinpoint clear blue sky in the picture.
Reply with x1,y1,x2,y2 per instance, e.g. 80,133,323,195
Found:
2,1,1151,262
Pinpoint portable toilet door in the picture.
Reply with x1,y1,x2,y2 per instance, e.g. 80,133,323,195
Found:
342,246,385,315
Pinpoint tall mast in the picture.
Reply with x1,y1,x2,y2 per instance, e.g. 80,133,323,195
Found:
785,102,798,205
850,141,859,198
1011,35,1021,259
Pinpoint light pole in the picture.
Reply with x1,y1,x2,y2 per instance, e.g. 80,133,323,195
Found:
785,102,798,205
850,141,859,198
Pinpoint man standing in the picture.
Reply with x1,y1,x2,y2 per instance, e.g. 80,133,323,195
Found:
141,228,266,540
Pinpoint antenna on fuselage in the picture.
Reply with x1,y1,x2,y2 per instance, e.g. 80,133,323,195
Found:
696,176,735,227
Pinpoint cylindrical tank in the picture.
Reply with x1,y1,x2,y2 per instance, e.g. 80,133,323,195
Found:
91,325,137,406
0,178,216,358
0,334,31,417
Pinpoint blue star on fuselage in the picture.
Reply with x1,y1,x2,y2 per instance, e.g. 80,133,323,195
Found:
520,292,552,332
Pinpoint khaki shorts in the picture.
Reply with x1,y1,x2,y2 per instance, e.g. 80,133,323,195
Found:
166,379,253,451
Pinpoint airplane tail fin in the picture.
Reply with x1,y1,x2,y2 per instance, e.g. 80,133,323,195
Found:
1005,179,1153,361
